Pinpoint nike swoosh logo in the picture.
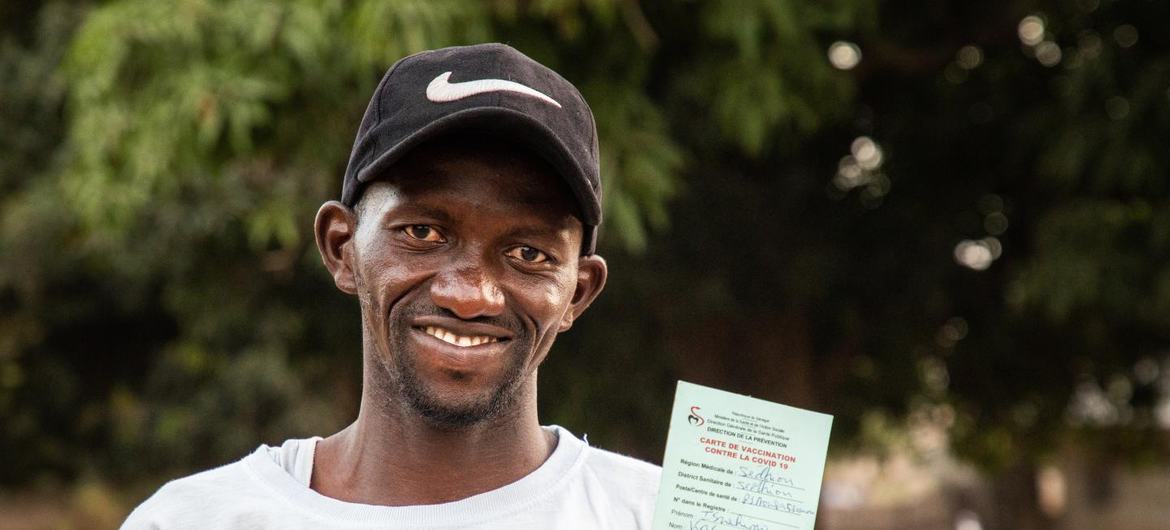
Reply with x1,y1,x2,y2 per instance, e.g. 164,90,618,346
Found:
426,72,562,108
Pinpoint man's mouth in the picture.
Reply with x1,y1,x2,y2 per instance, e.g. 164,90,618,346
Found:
422,325,504,348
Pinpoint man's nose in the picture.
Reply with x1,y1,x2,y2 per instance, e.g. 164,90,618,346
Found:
430,264,506,319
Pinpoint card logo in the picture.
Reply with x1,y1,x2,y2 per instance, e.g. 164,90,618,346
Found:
688,406,705,426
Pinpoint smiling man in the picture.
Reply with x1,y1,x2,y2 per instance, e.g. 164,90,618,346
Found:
121,43,661,529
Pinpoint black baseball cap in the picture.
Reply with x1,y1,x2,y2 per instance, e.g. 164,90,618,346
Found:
341,43,602,255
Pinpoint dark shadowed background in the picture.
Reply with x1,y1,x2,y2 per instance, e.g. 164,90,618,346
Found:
2,1,1169,528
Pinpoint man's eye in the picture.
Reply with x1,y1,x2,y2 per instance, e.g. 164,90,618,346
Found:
506,246,549,264
404,225,444,242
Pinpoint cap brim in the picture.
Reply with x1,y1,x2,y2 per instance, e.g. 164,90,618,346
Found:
351,107,602,228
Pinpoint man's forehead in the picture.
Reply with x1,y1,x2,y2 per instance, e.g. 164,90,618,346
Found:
371,137,582,217
358,174,583,250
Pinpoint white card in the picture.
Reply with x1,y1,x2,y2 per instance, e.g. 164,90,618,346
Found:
652,381,834,530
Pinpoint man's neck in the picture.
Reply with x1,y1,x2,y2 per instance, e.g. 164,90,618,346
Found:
309,383,555,506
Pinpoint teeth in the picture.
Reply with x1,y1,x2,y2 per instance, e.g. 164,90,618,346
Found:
423,326,498,348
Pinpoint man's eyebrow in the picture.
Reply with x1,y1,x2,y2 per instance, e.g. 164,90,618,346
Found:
502,224,574,244
381,204,454,223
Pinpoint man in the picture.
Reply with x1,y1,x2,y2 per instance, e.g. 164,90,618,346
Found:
121,43,661,529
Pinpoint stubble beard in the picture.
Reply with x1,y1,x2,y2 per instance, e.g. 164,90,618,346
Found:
380,305,534,429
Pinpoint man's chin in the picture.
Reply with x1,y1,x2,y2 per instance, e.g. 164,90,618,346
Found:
410,400,495,428
399,379,518,428
385,321,533,428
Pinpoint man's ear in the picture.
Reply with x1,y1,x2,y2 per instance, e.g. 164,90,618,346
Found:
314,200,358,295
559,254,608,332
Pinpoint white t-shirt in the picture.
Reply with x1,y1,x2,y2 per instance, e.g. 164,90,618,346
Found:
122,425,661,529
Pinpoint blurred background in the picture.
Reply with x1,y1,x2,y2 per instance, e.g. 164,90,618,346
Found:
2,0,1169,528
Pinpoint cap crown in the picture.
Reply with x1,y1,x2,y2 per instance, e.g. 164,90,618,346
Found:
341,43,602,252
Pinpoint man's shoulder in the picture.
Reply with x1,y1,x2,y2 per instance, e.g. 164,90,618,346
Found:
581,442,661,478
121,458,264,529
577,440,662,496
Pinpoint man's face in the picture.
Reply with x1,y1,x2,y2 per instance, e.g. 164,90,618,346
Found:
337,141,602,427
